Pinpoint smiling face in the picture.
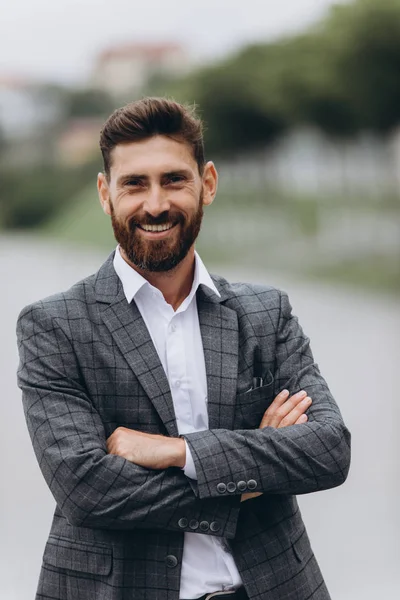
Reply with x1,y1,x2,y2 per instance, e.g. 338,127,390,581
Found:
98,135,217,272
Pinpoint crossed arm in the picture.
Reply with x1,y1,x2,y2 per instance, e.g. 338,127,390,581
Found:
17,291,350,535
106,387,313,502
106,292,351,501
16,304,240,537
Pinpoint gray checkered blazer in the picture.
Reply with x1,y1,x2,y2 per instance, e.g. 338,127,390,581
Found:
17,251,351,600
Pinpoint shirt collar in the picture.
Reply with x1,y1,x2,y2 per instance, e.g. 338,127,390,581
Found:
113,245,220,305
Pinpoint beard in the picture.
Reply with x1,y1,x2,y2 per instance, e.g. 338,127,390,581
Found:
110,193,204,272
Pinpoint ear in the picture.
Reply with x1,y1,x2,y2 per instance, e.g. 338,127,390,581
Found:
97,172,111,216
202,161,218,207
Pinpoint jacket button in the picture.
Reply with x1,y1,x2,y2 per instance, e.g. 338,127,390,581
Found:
165,555,178,568
178,518,188,528
199,520,209,532
210,521,221,532
217,483,227,494
227,482,237,493
237,480,247,491
189,519,199,530
247,479,257,490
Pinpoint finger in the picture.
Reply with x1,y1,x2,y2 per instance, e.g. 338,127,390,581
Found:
279,396,312,427
269,389,290,408
259,389,290,428
278,390,308,418
262,389,308,428
295,414,308,425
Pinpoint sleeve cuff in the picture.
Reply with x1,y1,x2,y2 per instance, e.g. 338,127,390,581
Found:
182,440,198,480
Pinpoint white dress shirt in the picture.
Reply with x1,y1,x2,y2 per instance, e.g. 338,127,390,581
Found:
113,246,243,599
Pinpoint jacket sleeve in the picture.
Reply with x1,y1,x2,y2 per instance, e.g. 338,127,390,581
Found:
182,290,351,500
16,303,240,536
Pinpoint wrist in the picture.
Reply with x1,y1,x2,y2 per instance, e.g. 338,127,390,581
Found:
169,437,186,468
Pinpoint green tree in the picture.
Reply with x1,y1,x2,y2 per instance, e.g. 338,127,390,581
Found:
324,0,400,133
65,88,115,119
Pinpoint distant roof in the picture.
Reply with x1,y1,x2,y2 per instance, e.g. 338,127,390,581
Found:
98,42,185,62
0,75,30,89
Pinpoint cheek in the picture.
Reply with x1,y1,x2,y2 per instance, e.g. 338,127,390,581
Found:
175,187,202,211
114,193,142,216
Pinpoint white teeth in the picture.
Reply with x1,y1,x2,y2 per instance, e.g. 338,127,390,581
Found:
140,223,174,232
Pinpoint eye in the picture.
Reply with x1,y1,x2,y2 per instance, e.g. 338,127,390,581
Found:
166,175,185,185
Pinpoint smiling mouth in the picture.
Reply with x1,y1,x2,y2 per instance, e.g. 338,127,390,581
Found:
137,223,175,232
135,222,180,237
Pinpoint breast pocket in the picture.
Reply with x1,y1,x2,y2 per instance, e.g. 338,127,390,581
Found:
234,370,275,429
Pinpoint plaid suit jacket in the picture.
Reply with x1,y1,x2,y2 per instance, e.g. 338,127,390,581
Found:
16,251,351,600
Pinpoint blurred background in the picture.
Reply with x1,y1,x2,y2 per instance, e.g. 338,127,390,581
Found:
0,0,399,598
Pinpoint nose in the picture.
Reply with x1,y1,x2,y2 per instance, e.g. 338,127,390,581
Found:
142,185,171,217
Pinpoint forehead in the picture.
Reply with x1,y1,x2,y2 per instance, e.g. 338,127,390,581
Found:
109,135,198,178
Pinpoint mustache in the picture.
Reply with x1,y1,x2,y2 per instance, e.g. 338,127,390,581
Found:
129,211,185,229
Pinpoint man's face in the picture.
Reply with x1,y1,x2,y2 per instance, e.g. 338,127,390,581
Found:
98,135,216,272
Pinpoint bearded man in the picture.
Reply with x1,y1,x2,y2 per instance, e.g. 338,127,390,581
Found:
17,97,351,600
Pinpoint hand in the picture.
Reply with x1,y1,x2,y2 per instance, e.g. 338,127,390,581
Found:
106,427,186,470
241,389,312,502
259,389,312,429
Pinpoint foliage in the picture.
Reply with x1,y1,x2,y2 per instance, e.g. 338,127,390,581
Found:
0,158,101,229
3,0,400,232
323,0,400,133
152,0,400,155
65,88,115,119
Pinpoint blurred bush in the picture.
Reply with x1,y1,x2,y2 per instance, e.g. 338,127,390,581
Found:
0,159,101,229
65,88,115,119
150,0,400,155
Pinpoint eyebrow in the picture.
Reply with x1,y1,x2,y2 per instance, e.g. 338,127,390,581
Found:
117,169,193,186
117,173,147,186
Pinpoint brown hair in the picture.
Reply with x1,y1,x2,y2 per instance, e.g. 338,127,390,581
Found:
99,97,205,178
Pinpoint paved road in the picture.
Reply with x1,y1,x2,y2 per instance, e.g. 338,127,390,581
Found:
1,234,399,599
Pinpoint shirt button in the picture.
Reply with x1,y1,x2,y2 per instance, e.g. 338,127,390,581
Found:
170,323,176,332
247,479,257,490
217,483,227,494
175,380,181,388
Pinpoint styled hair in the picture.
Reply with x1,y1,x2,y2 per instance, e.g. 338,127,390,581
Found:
99,97,205,178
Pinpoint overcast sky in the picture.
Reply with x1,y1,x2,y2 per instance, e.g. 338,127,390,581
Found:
0,0,349,85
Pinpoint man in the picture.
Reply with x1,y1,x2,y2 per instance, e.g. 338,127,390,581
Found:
17,97,350,600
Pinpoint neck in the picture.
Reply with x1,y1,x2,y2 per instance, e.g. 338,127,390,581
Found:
121,247,196,311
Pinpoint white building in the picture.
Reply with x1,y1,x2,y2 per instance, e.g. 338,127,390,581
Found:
91,42,189,98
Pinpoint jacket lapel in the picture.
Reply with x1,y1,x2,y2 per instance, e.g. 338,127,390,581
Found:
94,253,179,437
94,253,240,435
197,282,239,431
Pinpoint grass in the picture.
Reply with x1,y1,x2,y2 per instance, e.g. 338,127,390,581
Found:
42,184,115,250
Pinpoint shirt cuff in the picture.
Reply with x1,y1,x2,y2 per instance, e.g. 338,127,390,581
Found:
182,440,198,480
